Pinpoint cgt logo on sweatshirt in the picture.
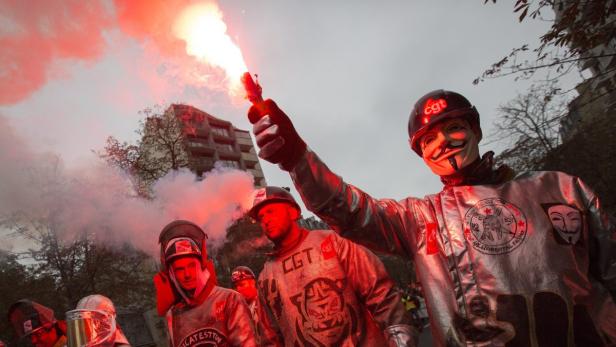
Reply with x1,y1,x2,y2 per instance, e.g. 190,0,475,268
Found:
178,328,227,347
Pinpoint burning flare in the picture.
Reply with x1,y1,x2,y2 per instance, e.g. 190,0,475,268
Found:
173,2,248,95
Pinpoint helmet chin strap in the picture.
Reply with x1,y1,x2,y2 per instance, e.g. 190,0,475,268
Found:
169,265,211,305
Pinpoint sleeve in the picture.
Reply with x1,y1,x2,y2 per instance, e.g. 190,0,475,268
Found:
256,275,285,347
290,149,418,258
226,292,259,347
334,233,412,328
575,177,616,297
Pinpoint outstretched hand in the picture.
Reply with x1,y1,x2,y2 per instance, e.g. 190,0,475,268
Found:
248,99,306,171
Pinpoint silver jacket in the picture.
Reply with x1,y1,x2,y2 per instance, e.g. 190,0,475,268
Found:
168,286,258,347
257,229,415,346
290,149,616,346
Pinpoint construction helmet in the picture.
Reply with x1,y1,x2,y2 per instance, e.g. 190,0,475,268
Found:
230,266,256,284
408,89,481,156
248,186,301,219
159,220,208,271
7,300,57,338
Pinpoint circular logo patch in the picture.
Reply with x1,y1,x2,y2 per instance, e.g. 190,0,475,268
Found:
178,328,227,347
463,198,527,255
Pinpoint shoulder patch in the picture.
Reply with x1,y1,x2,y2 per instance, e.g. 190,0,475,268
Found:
178,327,227,347
320,235,336,260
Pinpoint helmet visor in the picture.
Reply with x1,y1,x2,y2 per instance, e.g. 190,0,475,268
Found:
66,309,115,347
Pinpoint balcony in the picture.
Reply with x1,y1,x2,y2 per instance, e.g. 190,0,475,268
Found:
249,168,265,179
235,130,252,139
241,151,259,163
212,132,234,144
186,140,215,155
183,127,209,138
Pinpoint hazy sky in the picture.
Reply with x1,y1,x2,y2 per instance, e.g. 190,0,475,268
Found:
0,0,574,222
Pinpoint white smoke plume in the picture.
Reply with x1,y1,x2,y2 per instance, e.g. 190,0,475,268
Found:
0,115,255,257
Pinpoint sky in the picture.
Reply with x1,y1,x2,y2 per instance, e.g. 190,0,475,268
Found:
0,0,576,255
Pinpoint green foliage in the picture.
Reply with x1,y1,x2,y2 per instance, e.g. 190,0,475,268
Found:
213,217,272,288
376,254,416,288
0,230,156,343
0,251,58,343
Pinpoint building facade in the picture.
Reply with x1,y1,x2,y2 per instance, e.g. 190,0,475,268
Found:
165,103,267,187
554,0,616,140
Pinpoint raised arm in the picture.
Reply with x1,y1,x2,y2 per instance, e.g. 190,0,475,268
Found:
248,99,418,257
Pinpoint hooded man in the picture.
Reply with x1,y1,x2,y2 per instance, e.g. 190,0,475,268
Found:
153,220,258,347
248,186,416,346
65,294,130,347
247,90,616,346
8,300,67,347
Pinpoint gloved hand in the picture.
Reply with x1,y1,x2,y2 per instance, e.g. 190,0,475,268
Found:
154,272,177,316
248,99,306,171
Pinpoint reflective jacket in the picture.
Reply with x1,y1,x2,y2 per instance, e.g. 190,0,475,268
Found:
257,229,412,346
168,286,258,347
289,149,616,346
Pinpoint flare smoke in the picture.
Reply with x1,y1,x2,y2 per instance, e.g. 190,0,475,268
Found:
0,115,255,256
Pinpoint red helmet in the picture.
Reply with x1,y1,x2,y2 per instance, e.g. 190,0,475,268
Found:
248,186,301,219
408,89,481,156
158,220,208,271
8,300,57,338
230,266,256,284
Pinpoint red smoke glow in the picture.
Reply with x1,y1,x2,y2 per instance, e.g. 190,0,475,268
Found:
1,0,248,105
0,0,112,104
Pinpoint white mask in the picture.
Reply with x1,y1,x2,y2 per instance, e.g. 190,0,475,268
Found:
419,118,480,176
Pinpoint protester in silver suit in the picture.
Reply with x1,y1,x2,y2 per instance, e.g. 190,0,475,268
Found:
153,220,258,347
247,90,616,346
230,266,260,326
248,186,416,347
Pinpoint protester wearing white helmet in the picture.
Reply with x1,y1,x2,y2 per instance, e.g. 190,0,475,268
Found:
65,295,130,347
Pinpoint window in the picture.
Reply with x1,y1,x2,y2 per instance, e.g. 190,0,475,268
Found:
187,141,207,148
211,126,229,137
219,160,240,169
193,156,213,166
215,143,234,152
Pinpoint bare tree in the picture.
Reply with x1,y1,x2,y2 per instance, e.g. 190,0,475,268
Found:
0,155,156,334
490,81,568,171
